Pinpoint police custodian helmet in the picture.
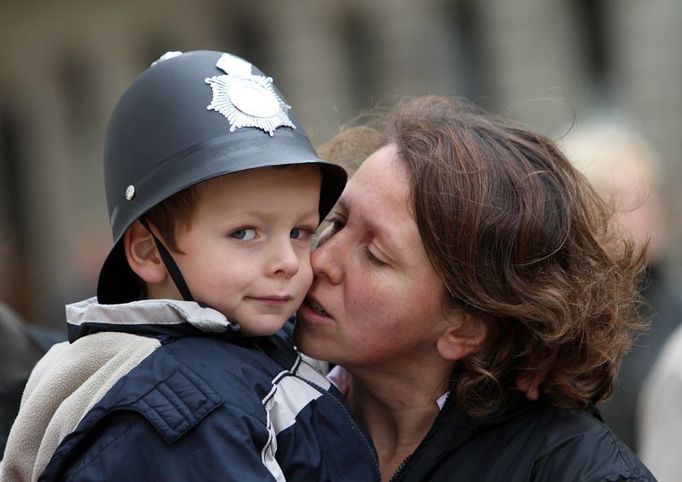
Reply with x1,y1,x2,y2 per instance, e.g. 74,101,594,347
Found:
97,50,347,304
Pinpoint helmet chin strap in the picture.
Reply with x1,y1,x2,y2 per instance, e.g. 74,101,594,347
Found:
139,219,195,302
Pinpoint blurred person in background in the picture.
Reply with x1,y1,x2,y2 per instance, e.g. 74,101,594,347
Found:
639,304,682,481
561,119,682,454
1,216,65,457
0,302,63,457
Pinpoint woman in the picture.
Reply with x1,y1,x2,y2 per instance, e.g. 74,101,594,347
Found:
296,96,655,481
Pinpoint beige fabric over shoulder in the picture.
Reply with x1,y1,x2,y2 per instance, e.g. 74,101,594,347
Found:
0,332,159,482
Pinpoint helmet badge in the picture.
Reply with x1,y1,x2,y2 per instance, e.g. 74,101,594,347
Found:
205,54,295,136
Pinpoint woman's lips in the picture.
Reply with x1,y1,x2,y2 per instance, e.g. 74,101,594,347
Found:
305,296,329,316
299,295,332,322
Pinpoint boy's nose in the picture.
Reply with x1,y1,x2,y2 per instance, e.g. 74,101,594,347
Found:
268,239,300,278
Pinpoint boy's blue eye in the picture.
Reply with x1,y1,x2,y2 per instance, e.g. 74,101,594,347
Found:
290,228,312,240
231,228,256,241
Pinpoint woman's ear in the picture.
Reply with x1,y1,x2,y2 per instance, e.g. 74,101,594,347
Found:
123,220,167,284
436,313,487,361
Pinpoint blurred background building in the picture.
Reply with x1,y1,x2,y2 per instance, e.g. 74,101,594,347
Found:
0,0,680,421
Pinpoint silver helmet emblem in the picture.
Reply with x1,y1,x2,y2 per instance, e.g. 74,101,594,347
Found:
205,53,295,136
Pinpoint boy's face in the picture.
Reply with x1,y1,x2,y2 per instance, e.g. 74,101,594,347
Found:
166,165,321,336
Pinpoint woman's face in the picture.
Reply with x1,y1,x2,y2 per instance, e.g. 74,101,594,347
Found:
296,144,452,371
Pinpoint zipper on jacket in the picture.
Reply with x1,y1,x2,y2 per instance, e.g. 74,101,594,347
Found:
389,452,414,482
387,392,456,482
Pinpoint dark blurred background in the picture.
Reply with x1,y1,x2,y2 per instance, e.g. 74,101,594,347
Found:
0,0,680,334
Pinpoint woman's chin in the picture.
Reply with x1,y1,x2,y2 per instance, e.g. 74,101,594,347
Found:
294,310,331,356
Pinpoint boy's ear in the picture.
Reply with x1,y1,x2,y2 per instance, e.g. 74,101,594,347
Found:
436,313,487,361
123,220,167,284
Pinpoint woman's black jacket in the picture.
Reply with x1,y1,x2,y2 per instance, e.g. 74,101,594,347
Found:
392,392,656,481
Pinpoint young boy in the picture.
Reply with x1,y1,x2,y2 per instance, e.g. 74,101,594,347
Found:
0,51,379,481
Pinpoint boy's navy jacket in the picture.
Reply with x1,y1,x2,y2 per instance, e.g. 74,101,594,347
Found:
0,298,380,481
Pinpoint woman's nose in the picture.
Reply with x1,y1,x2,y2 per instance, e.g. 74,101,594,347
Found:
311,233,344,284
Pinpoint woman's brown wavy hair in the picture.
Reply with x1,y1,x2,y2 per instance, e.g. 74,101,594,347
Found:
319,96,647,417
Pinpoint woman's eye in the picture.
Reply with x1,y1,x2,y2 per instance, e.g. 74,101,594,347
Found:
367,248,386,266
328,216,346,234
231,228,256,241
317,219,342,246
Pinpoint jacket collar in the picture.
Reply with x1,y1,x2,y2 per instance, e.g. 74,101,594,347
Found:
391,391,541,481
66,297,240,342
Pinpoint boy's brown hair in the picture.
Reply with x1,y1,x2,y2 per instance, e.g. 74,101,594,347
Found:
144,186,198,253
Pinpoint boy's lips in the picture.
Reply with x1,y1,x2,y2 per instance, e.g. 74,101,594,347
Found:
248,294,293,305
